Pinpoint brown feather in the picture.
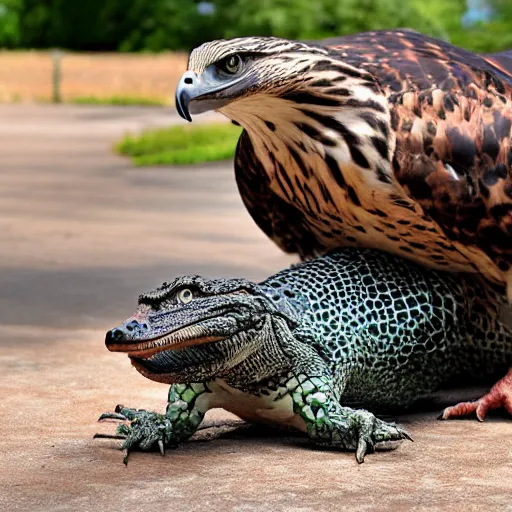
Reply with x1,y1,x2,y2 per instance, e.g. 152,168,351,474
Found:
195,30,512,293
322,30,512,277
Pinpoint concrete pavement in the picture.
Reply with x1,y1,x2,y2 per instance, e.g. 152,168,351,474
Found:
0,105,511,512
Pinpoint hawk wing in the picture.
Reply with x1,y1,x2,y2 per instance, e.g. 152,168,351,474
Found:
235,130,322,259
323,31,512,273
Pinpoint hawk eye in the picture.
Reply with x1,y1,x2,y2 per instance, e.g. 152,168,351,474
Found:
177,288,194,304
220,54,242,74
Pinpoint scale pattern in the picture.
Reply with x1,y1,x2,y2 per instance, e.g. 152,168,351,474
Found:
260,249,510,409
100,249,512,463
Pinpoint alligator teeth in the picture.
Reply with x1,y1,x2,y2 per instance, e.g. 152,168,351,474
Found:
125,324,223,357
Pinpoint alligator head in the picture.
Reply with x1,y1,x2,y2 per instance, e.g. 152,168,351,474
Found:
105,275,303,385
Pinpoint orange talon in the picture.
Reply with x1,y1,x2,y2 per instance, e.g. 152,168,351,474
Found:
441,369,512,421
441,401,479,420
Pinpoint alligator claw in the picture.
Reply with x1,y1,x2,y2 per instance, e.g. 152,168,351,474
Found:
97,405,176,464
353,413,411,463
98,412,128,422
356,438,374,463
93,433,127,440
401,429,414,442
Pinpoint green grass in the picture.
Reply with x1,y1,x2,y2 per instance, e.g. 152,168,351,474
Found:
71,95,167,107
116,123,243,166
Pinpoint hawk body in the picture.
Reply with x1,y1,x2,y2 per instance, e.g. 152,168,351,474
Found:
177,30,512,292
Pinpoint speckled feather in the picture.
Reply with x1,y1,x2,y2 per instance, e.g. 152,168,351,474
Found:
329,31,512,276
190,30,512,291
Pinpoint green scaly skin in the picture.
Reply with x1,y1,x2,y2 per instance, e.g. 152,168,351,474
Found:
97,249,512,464
103,375,405,464
100,384,208,464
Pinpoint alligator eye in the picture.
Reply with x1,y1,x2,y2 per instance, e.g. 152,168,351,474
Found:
177,288,193,304
221,54,242,74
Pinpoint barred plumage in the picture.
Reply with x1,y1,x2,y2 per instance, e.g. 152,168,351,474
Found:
176,30,512,296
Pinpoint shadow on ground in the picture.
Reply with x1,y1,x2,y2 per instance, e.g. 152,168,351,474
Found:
0,105,510,512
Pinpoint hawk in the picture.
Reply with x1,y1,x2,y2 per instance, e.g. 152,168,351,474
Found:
175,30,512,420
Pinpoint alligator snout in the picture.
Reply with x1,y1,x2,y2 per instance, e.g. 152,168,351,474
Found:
105,319,148,348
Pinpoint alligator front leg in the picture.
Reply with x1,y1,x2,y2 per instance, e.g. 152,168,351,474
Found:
97,382,210,464
289,374,411,463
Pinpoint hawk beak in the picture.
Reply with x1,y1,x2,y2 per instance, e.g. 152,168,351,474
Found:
175,71,196,122
175,69,248,121
176,70,227,121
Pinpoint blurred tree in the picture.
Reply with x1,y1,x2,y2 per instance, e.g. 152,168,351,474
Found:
436,0,512,54
8,0,512,53
117,0,222,52
51,0,117,50
0,0,21,47
21,0,155,50
19,0,53,48
412,0,467,39
214,0,322,40
308,0,450,40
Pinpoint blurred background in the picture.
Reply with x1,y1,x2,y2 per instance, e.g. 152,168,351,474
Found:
0,0,511,105
2,2,512,508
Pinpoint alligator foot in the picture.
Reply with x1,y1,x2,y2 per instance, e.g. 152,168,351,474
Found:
440,370,512,421
96,405,175,464
290,373,412,463
344,410,413,463
309,409,412,463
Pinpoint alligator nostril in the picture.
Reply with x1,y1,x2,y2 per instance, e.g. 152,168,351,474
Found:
184,77,193,85
113,328,124,340
126,320,140,332
105,328,125,346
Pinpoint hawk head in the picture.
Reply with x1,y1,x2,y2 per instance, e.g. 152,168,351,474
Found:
175,36,383,128
176,37,326,121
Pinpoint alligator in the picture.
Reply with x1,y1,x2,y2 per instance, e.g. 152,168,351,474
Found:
97,249,512,464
